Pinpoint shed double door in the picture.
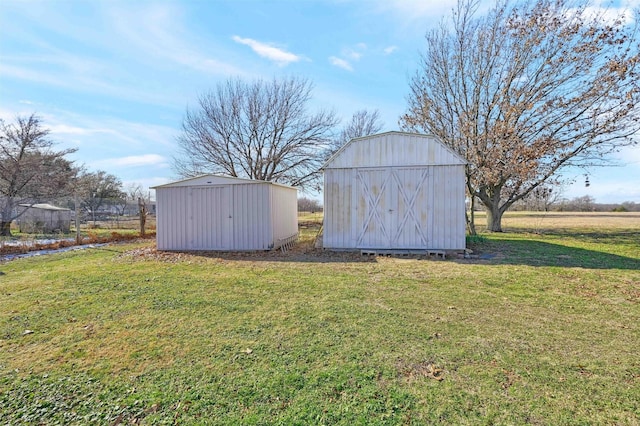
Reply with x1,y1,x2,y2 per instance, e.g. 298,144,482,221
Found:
355,168,430,249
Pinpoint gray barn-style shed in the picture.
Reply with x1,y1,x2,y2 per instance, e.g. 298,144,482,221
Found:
322,131,466,251
17,203,72,233
153,175,298,251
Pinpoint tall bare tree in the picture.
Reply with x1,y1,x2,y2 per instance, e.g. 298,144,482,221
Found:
174,76,338,191
402,0,640,232
0,114,77,236
328,109,384,156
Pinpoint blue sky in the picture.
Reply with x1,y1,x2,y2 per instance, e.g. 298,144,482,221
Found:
1,0,639,203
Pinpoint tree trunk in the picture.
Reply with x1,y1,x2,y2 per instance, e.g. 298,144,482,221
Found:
138,198,146,237
466,195,477,235
486,205,504,232
0,221,12,237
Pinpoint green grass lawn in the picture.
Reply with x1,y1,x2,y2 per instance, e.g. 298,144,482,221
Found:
1,214,639,424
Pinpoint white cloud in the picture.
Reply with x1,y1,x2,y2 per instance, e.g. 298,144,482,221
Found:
0,2,248,106
0,60,174,107
329,43,368,71
94,154,169,168
48,124,93,136
232,35,302,65
384,45,398,55
33,110,180,158
329,56,353,71
343,43,367,61
344,49,363,61
107,4,247,77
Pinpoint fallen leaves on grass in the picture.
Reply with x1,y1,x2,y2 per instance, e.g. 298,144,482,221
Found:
116,243,374,264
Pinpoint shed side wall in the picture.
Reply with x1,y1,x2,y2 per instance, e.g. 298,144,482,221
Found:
271,186,298,248
323,168,357,249
156,187,190,250
232,184,271,250
428,165,466,250
17,208,71,233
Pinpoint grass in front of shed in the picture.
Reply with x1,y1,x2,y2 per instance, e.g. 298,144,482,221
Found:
0,214,639,424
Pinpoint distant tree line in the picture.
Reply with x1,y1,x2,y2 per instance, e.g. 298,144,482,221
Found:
297,196,323,213
502,195,639,212
554,198,639,213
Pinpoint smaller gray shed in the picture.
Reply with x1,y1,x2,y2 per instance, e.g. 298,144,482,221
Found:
17,203,72,233
153,175,298,251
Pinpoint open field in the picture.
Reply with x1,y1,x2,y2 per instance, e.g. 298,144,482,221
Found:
1,212,639,424
474,211,640,234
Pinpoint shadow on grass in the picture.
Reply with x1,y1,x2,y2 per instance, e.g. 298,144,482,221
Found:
465,231,640,270
152,230,640,268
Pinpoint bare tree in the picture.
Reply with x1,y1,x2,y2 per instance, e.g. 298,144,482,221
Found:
76,170,125,225
125,182,151,235
123,182,147,215
126,182,146,203
328,109,384,157
402,0,640,232
0,114,77,236
174,76,338,191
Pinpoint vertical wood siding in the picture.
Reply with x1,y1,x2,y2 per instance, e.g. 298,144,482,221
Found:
323,168,356,249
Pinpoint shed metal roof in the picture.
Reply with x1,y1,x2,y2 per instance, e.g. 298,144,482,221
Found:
18,203,70,211
151,174,297,190
322,131,466,170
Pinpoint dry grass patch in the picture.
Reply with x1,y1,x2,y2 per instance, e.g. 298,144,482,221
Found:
477,211,640,233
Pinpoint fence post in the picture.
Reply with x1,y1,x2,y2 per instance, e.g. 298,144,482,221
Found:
75,193,82,244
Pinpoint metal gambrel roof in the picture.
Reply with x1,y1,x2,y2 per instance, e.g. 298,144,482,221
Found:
322,131,466,170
